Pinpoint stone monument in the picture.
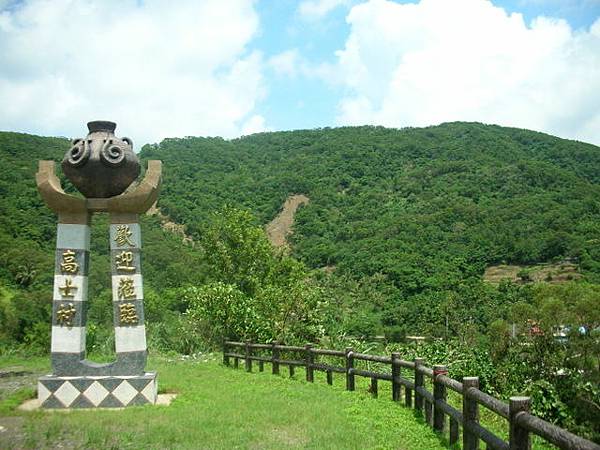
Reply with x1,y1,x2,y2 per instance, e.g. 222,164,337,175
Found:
35,120,162,408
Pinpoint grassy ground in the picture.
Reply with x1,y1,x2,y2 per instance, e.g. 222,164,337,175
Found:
482,262,580,284
0,354,446,450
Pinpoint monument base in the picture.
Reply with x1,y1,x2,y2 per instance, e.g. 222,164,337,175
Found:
38,372,157,409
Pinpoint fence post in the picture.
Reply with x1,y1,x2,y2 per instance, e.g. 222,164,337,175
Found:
272,341,280,375
509,397,531,450
391,352,400,402
245,341,252,372
289,364,295,377
463,376,480,450
305,344,314,382
425,399,433,426
370,377,378,398
327,370,333,385
405,380,413,408
223,340,230,366
234,357,239,369
433,365,448,433
414,357,425,415
450,416,459,447
345,347,355,391
258,360,264,372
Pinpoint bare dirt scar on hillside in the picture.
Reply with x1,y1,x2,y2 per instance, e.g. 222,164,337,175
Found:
266,194,310,248
147,203,193,244
483,262,580,284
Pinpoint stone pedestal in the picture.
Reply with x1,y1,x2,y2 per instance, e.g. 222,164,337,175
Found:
38,373,157,409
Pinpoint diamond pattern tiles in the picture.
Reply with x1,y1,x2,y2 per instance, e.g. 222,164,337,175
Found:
53,381,80,407
38,373,157,409
140,379,157,403
83,381,109,406
37,382,51,404
112,380,138,405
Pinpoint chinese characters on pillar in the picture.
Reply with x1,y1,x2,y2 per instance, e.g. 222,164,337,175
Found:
56,303,76,327
56,249,79,326
119,303,138,325
118,278,136,300
114,224,139,326
58,249,79,306
114,225,134,247
59,278,77,297
115,251,135,272
60,250,79,274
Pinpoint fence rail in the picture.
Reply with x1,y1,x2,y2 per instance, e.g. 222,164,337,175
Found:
223,340,600,450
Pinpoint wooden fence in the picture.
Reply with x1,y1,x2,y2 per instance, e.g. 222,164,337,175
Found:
223,340,600,450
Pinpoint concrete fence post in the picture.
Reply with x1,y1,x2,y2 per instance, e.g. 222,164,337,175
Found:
391,352,401,402
433,365,448,433
414,358,425,415
345,347,355,391
509,397,531,450
463,377,480,450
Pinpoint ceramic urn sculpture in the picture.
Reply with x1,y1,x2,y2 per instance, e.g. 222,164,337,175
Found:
62,121,140,198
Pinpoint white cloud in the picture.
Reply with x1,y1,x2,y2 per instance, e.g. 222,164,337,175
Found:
298,0,351,20
268,49,300,77
334,0,600,144
0,0,265,146
241,114,269,135
268,49,340,84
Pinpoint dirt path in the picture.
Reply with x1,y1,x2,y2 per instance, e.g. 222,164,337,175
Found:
0,368,43,449
0,368,38,401
266,194,310,249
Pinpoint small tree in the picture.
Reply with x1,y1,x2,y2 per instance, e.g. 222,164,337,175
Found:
184,206,324,347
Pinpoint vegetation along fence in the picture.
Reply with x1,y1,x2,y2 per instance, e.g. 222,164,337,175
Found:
223,341,600,450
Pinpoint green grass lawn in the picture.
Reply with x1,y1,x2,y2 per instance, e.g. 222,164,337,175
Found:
0,354,446,450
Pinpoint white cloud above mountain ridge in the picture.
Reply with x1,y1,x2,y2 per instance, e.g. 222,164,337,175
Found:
1,0,599,145
0,0,265,146
333,0,600,144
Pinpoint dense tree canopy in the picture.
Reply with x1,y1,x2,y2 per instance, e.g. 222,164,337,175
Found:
140,122,600,288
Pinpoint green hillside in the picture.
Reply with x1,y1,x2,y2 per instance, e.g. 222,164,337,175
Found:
141,122,600,284
3,123,600,342
138,123,600,339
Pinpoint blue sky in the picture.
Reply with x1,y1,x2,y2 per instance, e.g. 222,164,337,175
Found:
253,1,349,132
0,0,599,145
255,0,600,134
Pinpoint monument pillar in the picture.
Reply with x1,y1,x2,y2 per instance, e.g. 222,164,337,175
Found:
36,121,162,408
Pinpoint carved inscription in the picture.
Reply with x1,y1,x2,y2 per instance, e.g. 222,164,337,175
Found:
56,303,76,326
119,302,138,325
118,277,136,300
60,250,79,274
114,225,134,247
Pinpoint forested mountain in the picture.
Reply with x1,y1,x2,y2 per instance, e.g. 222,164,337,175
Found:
141,122,600,286
3,122,600,338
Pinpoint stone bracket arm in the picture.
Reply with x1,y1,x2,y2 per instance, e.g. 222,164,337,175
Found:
36,160,87,215
36,160,162,215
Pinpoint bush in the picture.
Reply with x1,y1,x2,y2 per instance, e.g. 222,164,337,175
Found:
22,322,50,355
